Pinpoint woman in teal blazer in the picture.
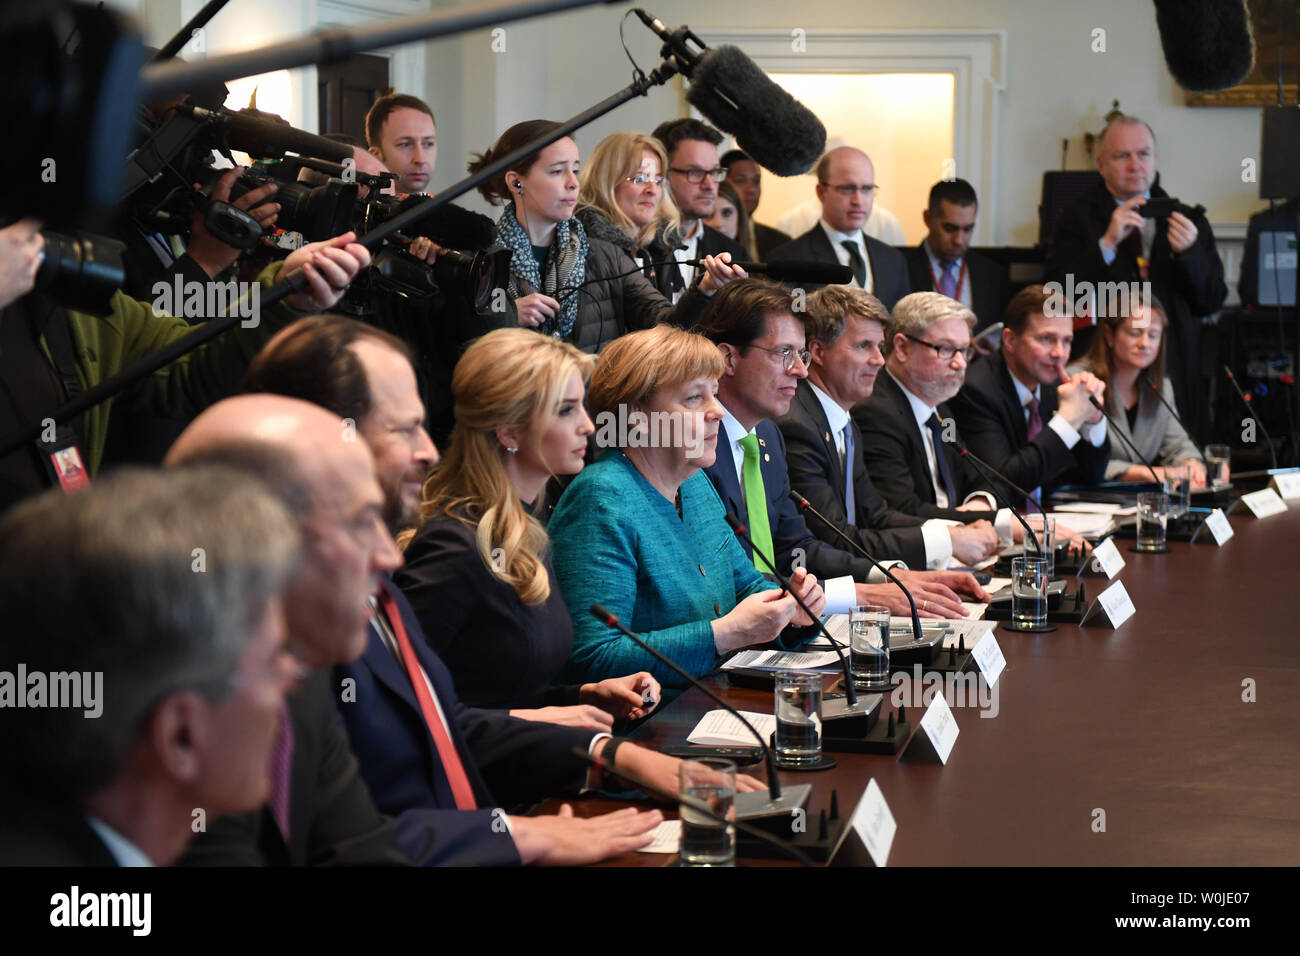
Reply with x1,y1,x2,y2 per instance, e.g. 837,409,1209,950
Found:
550,325,825,689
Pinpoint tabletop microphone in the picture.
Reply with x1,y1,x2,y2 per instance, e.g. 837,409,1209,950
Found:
788,491,924,649
589,603,783,802
722,513,857,708
1223,365,1278,470
951,441,1042,555
1059,364,1161,485
1139,369,1201,451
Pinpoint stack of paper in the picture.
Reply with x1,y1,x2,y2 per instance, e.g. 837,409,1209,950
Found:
686,709,776,746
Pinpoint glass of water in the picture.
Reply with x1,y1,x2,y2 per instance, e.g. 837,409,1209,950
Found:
848,604,890,689
678,757,736,866
1028,516,1056,580
1205,444,1231,489
773,670,823,767
1163,464,1190,519
1011,555,1048,628
1136,491,1168,552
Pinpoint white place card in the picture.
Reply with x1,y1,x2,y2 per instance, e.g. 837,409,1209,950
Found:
901,692,959,764
1087,536,1126,579
1237,488,1288,518
1080,579,1136,628
1270,472,1300,501
849,779,897,867
1191,507,1235,546
969,632,1006,686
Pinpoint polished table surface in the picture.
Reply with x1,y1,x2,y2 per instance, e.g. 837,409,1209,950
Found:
564,506,1300,866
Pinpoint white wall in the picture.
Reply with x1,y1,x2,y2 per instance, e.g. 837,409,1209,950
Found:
114,0,1267,244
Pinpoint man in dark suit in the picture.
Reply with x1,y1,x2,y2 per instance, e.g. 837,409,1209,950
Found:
903,178,1010,333
722,149,791,259
767,147,910,309
169,393,668,866
1045,115,1226,443
651,119,749,302
694,279,986,620
0,467,301,866
778,285,998,570
949,284,1110,503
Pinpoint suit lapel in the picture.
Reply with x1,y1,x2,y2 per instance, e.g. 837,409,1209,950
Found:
796,382,845,503
995,353,1029,445
707,434,745,520
880,373,936,505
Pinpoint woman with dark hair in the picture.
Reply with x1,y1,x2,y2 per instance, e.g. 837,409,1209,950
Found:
467,120,746,352
706,180,755,260
1070,298,1207,486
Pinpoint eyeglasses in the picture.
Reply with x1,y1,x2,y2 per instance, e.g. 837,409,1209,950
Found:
748,344,811,371
624,173,667,187
670,166,727,184
820,183,878,198
902,332,973,363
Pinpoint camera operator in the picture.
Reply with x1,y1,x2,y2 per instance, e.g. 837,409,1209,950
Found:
0,218,370,513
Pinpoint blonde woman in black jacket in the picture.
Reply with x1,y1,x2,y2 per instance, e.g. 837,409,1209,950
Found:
469,120,745,353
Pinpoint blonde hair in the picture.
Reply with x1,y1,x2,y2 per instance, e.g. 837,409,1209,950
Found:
577,132,680,248
401,329,594,605
588,325,724,425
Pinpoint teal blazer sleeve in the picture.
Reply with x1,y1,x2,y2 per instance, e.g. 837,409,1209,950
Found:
549,454,774,689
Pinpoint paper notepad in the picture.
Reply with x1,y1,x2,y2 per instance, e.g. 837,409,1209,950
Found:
638,819,682,853
687,709,776,746
721,648,843,671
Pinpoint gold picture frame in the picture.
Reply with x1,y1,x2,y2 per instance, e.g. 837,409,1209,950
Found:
1185,0,1298,106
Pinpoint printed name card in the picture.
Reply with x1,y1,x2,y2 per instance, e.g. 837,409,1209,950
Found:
969,632,1006,687
901,692,959,764
849,779,897,867
1191,508,1235,546
1237,488,1289,518
1080,579,1136,628
1270,472,1300,501
1087,536,1126,579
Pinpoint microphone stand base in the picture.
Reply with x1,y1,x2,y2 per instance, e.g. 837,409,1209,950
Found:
1128,544,1172,554
771,751,838,771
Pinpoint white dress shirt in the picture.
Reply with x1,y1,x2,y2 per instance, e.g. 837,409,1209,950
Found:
819,220,874,292
718,406,856,613
672,224,701,303
87,816,153,867
886,369,1013,541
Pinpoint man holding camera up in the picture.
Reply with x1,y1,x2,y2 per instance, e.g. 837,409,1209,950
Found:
1046,115,1226,443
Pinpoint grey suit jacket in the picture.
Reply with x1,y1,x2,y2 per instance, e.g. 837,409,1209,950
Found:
1070,361,1202,480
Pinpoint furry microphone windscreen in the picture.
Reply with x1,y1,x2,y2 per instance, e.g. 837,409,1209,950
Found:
687,45,827,177
1153,0,1255,92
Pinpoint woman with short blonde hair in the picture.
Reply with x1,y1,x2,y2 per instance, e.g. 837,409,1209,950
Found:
395,328,661,726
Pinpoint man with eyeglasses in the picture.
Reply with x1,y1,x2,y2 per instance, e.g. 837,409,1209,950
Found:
768,146,909,309
949,285,1110,505
696,279,988,620
651,118,748,302
903,178,1010,334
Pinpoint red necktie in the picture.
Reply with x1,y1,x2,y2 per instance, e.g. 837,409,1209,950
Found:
268,705,293,838
377,587,477,810
1026,396,1043,441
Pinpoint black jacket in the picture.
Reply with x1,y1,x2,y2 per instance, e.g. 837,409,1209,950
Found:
775,379,928,568
646,223,748,304
853,370,996,521
1044,179,1226,443
767,224,910,309
902,243,1011,332
0,791,120,865
754,222,791,260
948,351,1110,498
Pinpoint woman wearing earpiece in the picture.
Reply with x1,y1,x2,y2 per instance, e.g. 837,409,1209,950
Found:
468,120,747,353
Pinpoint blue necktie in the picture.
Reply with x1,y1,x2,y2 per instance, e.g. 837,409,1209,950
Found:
925,413,959,506
842,423,856,519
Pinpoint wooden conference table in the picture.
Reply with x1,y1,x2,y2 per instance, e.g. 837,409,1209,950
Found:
560,506,1300,866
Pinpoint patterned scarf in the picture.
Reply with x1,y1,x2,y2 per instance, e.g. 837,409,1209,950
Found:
496,200,588,340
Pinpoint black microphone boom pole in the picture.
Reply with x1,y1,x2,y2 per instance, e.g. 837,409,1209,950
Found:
722,513,857,707
789,491,924,649
589,604,782,802
1223,365,1279,470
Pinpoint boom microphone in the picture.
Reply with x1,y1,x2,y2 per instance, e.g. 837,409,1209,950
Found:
685,258,853,286
634,10,826,176
1153,0,1255,92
